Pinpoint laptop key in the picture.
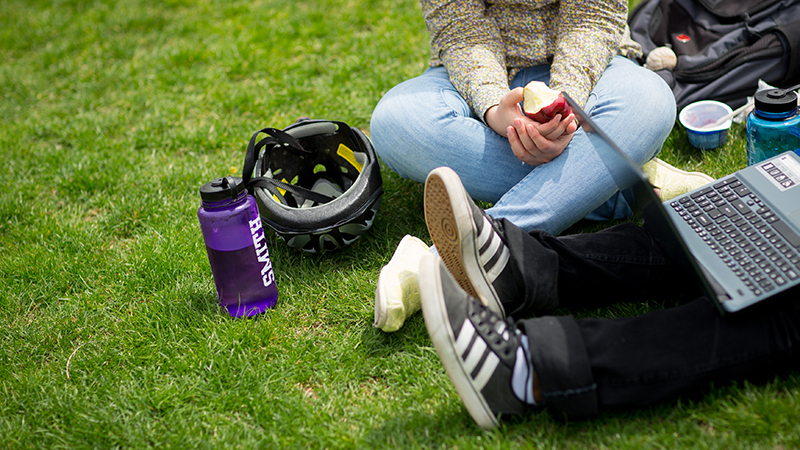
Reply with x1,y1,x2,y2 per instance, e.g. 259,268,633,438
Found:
731,199,751,215
719,205,737,217
683,176,799,300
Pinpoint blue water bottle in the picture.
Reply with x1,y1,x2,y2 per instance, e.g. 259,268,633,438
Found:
746,87,800,166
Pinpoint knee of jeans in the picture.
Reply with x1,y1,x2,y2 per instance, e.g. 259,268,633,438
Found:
630,68,677,125
371,91,431,178
607,70,676,148
369,107,406,177
643,82,677,149
369,98,390,144
605,60,676,118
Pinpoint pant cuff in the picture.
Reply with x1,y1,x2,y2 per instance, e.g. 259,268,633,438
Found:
519,315,598,420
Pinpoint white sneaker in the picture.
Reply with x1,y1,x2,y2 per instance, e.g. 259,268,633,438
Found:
642,157,714,201
374,235,430,332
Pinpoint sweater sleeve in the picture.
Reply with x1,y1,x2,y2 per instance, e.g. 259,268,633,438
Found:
548,0,628,107
421,0,509,120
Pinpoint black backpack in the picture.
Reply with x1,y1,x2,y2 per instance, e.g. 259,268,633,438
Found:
628,0,800,110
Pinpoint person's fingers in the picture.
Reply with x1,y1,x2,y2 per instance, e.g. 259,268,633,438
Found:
527,124,556,152
509,126,544,166
513,118,537,150
504,87,525,107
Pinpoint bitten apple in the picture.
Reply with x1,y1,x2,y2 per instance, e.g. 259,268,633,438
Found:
522,81,571,123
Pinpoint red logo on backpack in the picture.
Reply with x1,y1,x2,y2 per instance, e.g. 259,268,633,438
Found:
676,34,691,43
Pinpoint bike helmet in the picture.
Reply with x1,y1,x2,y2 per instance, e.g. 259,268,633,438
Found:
242,119,383,252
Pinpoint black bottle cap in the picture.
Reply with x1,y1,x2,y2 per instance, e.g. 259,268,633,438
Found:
754,88,798,114
199,176,246,202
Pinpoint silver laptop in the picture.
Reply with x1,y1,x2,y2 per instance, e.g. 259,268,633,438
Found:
564,93,800,313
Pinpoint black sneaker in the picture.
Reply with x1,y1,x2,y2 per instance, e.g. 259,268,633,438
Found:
419,252,529,430
424,166,516,317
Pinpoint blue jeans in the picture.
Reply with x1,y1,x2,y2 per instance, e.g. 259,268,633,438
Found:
370,57,677,234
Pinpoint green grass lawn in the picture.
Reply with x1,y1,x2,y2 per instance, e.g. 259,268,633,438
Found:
2,0,799,448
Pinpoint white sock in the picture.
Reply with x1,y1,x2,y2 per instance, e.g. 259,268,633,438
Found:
511,334,537,405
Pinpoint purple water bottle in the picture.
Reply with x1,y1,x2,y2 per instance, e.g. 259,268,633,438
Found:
198,176,278,317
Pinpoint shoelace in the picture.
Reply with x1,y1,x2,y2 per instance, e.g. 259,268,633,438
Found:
471,298,537,404
470,301,518,359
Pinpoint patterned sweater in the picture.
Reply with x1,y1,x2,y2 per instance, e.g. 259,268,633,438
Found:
421,0,642,120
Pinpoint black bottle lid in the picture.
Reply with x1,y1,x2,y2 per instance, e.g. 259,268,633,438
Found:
200,176,246,202
754,88,798,114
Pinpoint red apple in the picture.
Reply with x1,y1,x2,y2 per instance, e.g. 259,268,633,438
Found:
522,81,571,123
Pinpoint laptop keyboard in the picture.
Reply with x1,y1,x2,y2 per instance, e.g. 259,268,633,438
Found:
670,176,800,297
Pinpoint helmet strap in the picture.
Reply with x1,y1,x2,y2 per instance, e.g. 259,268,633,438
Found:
242,127,309,188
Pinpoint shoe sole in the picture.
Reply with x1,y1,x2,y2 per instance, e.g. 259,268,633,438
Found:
419,254,500,430
425,168,504,314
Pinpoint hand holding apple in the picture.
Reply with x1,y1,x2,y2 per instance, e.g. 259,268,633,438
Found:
483,86,577,166
522,81,571,123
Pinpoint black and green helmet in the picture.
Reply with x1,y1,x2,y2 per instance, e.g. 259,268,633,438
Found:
242,119,383,253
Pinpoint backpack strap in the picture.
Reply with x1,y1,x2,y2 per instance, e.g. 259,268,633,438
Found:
775,20,800,85
673,32,783,83
697,0,782,18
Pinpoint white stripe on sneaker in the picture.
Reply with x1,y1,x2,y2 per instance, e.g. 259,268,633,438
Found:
476,217,493,254
473,352,499,391
463,335,487,375
485,246,509,282
476,216,509,283
455,320,475,357
454,318,500,392
479,226,502,267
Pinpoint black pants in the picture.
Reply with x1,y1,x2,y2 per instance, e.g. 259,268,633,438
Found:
498,219,800,420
